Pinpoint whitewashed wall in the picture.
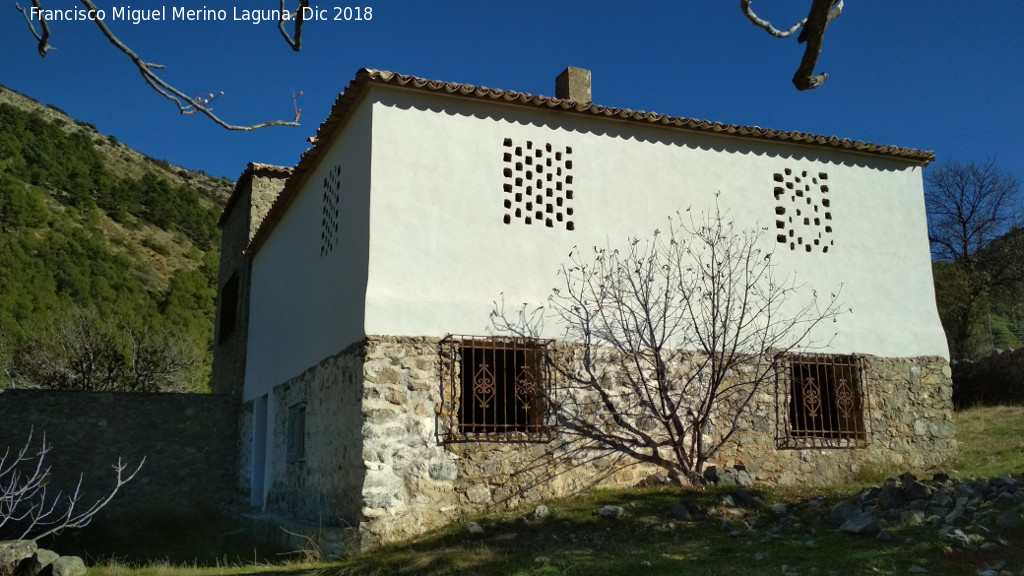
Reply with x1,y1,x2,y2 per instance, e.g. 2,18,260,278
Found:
244,104,372,401
362,86,948,359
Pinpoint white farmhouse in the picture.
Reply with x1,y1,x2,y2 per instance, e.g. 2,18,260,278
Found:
213,68,954,548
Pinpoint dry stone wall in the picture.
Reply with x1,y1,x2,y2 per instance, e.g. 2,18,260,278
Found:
952,348,1024,406
0,390,236,511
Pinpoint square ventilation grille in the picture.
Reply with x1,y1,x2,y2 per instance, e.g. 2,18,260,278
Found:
774,168,833,253
502,139,575,231
321,165,342,257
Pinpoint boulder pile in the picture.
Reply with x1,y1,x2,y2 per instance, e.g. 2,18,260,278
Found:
0,541,85,576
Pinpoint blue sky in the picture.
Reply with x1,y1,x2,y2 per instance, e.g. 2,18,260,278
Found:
2,1,1022,184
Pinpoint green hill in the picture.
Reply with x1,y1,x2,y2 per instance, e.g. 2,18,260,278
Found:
0,85,234,392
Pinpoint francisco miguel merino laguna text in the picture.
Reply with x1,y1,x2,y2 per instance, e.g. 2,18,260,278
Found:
28,5,372,25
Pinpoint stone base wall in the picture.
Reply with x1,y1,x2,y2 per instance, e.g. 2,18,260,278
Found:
359,336,659,547
718,355,957,485
237,400,254,500
0,390,237,511
263,343,365,527
250,337,956,550
356,337,956,548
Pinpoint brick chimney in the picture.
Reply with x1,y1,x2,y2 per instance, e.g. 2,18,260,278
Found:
555,67,591,104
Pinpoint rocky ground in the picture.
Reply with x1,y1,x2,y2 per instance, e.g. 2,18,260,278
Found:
457,468,1024,575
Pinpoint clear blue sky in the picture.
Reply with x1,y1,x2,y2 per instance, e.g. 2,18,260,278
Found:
2,1,1022,185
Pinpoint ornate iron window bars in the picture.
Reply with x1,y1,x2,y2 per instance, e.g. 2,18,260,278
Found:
777,354,870,449
438,335,554,443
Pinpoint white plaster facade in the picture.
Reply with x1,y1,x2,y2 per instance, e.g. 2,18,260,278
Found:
233,68,949,514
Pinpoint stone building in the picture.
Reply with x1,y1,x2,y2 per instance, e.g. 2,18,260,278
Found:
215,68,955,548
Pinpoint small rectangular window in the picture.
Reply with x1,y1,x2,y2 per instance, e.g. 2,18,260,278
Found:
218,273,239,342
778,354,869,449
287,402,306,463
439,336,552,443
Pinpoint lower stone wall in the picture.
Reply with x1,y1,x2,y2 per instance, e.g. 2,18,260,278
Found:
357,337,957,548
951,348,1024,406
237,400,255,501
248,336,956,550
263,342,365,527
0,390,237,512
718,355,956,485
359,336,658,547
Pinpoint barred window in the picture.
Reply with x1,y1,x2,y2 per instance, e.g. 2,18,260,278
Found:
439,336,552,442
777,354,869,449
287,402,306,463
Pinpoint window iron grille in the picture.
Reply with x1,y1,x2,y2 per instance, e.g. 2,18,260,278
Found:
438,335,554,443
777,354,869,449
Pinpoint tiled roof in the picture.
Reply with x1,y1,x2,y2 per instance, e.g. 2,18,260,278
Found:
246,68,935,254
219,162,293,227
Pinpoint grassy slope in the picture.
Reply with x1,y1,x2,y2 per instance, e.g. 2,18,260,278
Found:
79,406,1023,576
954,405,1024,479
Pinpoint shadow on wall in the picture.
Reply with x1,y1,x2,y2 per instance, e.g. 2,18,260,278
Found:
379,89,914,173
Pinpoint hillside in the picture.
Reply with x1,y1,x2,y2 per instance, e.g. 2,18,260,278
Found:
0,84,235,392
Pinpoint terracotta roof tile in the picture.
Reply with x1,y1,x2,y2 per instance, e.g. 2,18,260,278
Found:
247,68,935,254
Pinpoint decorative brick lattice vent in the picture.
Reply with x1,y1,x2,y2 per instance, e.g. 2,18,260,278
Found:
321,165,342,257
773,168,832,253
502,139,575,230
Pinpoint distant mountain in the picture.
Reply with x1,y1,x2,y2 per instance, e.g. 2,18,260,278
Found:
0,84,235,392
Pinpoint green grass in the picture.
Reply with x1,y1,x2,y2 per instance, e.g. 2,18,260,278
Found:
76,405,1024,576
953,404,1024,478
313,484,1019,576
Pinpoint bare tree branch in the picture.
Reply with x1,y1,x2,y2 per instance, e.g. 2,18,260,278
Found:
740,0,807,38
1,430,143,541
4,309,202,393
741,0,844,90
17,0,300,130
278,0,310,51
925,159,1022,265
14,1,53,56
493,199,845,479
792,0,842,90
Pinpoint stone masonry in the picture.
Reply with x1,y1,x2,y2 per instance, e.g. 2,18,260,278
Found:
211,163,289,396
0,390,237,512
262,342,366,526
257,336,956,550
952,347,1024,406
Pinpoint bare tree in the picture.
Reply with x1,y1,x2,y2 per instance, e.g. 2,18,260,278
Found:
1,431,142,541
4,309,202,392
494,202,844,478
741,0,844,90
924,159,1022,359
14,0,305,130
925,159,1021,265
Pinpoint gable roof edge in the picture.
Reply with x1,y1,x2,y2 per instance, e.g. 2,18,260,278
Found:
244,68,936,257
